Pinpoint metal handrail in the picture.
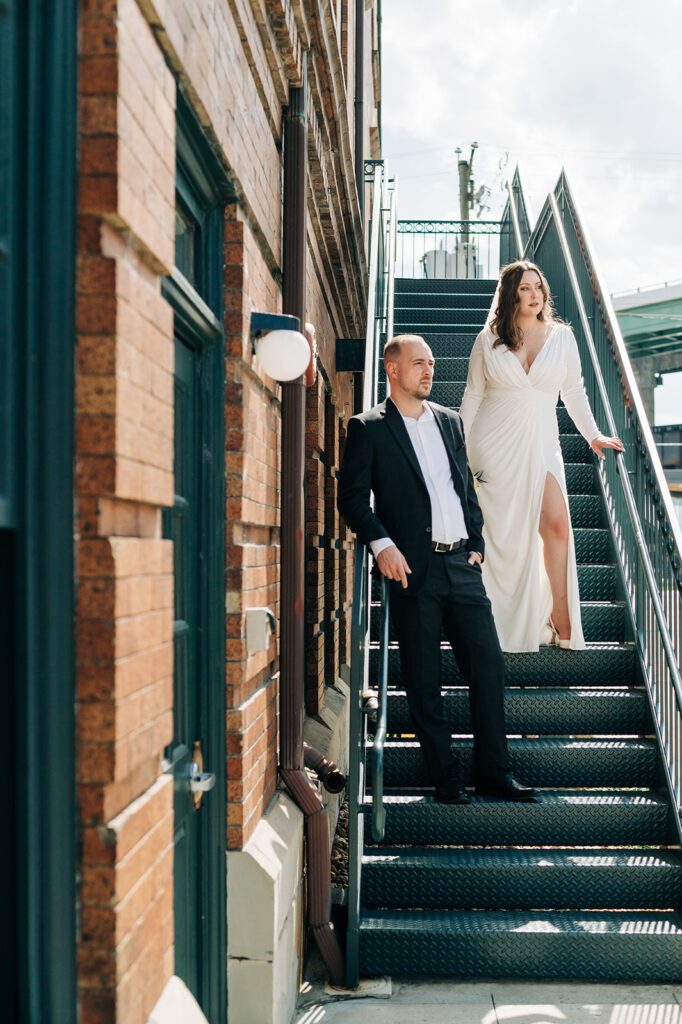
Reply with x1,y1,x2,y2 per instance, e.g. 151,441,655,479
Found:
346,542,367,976
371,578,390,842
368,182,398,845
525,168,682,834
397,219,503,232
395,218,502,281
555,173,682,558
346,161,393,988
386,185,397,343
362,163,384,412
547,191,682,822
505,178,525,259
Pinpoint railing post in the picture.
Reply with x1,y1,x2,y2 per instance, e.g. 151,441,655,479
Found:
346,547,366,989
345,159,394,986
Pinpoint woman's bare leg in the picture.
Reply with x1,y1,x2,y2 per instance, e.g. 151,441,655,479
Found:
538,472,571,640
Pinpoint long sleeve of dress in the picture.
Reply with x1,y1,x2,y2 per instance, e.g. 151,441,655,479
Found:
459,331,487,438
560,328,601,443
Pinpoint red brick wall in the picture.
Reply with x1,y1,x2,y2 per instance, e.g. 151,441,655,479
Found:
77,0,177,1019
223,210,282,849
75,0,377,1016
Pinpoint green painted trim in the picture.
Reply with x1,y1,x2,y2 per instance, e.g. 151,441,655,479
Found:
0,1,15,527
6,1,78,1020
176,85,237,207
162,268,223,343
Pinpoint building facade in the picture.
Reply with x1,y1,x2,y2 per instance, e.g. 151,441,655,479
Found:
4,1,380,1021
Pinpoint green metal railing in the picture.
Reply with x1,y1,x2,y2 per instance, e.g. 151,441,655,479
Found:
500,165,531,268
344,161,682,985
396,219,501,280
346,162,396,988
513,171,682,840
371,578,391,844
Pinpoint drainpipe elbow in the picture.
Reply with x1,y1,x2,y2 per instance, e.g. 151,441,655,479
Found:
304,742,347,794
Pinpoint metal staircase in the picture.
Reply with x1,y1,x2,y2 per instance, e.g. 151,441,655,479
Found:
345,169,682,984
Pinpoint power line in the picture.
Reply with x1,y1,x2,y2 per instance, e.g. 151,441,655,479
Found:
385,143,682,162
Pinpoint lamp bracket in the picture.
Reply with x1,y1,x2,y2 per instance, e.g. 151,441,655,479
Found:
250,312,300,339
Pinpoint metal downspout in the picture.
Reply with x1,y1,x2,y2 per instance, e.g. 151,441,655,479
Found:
354,0,365,220
279,62,345,986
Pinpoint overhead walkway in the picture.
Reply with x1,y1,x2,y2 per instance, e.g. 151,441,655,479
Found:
611,280,682,423
612,280,682,360
344,166,682,985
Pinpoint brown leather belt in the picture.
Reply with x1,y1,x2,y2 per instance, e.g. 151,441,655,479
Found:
431,539,466,553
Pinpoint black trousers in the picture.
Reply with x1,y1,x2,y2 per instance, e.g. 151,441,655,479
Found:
389,546,510,784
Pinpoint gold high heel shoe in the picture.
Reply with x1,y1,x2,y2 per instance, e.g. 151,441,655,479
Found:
548,617,571,650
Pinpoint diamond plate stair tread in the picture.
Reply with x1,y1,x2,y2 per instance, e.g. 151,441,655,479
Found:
369,643,636,688
370,600,625,644
425,381,466,405
395,294,496,310
363,791,672,847
358,910,682,980
397,335,477,357
361,848,682,911
561,434,592,461
565,463,596,493
575,565,617,600
574,528,611,562
557,406,580,433
385,687,650,735
359,909,682,933
579,603,625,642
394,278,498,294
394,297,496,313
394,307,491,326
567,495,603,527
374,738,657,789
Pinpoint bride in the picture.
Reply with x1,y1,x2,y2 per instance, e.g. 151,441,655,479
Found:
459,259,624,652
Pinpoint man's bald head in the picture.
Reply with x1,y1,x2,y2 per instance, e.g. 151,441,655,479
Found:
383,334,429,364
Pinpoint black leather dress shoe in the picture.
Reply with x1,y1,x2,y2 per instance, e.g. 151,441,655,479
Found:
475,773,536,801
434,768,470,805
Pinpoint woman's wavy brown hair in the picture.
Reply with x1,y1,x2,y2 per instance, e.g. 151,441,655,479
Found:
490,259,558,350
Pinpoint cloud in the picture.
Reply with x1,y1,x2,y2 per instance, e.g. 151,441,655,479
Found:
382,0,682,291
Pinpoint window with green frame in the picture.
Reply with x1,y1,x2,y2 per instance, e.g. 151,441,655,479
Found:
171,90,230,317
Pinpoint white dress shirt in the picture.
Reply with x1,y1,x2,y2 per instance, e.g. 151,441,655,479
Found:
371,401,468,557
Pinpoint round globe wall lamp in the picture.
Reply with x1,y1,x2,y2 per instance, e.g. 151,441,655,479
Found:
250,311,311,382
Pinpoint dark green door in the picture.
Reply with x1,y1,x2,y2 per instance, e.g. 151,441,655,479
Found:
167,339,202,992
164,326,226,1021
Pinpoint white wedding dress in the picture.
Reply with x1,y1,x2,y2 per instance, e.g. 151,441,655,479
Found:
459,323,601,652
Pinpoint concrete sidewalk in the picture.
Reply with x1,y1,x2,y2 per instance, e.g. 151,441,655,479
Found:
295,955,682,1023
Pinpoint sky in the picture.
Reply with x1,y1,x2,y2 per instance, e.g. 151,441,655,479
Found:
381,0,682,422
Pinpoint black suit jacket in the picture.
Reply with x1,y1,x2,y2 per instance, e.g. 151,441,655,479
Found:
337,398,485,594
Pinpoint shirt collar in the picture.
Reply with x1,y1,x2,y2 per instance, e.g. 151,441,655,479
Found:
390,398,434,426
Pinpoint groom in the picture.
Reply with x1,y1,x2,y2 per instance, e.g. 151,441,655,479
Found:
338,334,534,803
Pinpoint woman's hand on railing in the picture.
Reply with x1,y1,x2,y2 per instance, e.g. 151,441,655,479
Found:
590,434,625,459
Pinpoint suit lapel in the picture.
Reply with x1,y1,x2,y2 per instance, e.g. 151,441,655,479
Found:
383,399,428,491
